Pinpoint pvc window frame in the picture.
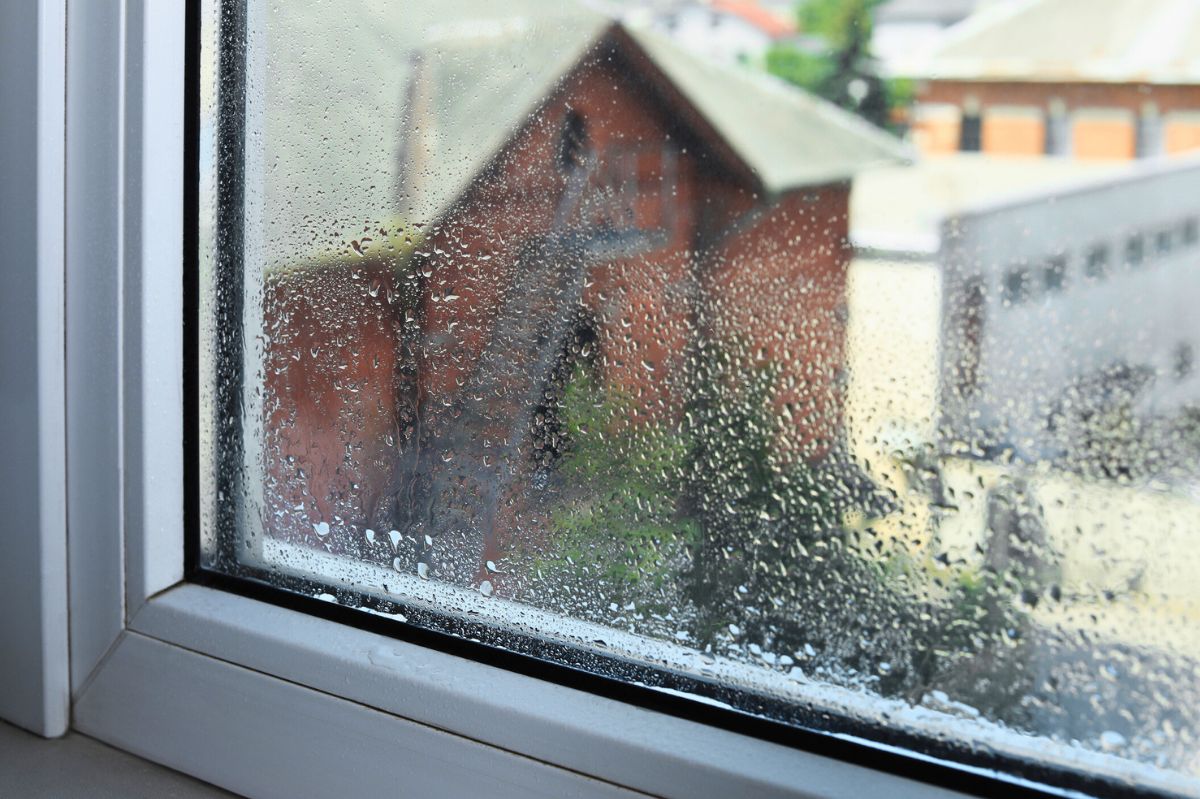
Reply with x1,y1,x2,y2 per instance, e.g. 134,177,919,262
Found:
50,3,1101,799
0,0,69,740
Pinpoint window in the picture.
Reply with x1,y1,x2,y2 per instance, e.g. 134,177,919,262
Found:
1174,342,1195,380
1085,243,1110,279
1001,266,1032,304
1155,228,1174,256
1126,232,1146,268
1042,254,1067,293
180,2,1200,795
1136,103,1164,159
952,277,986,399
1044,100,1071,156
959,111,982,152
1183,217,1199,246
20,2,1200,798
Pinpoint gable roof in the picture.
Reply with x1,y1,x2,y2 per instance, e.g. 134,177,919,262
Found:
908,0,1200,83
400,13,910,225
625,26,911,190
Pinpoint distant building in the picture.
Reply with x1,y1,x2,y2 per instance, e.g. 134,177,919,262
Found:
631,0,798,67
903,0,1200,159
871,0,983,74
847,153,1200,627
848,153,1200,466
938,160,1200,463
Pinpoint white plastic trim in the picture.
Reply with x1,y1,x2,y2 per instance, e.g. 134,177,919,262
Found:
65,0,126,697
0,0,70,738
74,630,646,799
121,0,187,617
126,584,968,799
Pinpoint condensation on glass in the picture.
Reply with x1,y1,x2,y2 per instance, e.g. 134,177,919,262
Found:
198,0,1200,792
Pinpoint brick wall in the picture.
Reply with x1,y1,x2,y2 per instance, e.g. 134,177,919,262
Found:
259,49,853,552
700,185,851,460
914,80,1200,159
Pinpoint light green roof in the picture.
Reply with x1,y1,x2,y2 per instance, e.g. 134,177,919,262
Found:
906,0,1200,83
401,13,910,223
625,26,912,194
260,0,908,263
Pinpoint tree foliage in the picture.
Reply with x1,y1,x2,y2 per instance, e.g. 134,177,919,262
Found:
767,0,900,131
537,339,1032,709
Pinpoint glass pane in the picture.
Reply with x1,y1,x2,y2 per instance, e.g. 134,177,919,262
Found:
199,0,1200,793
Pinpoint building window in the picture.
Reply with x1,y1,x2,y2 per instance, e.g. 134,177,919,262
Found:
1084,243,1110,279
1182,217,1199,246
959,111,982,152
1136,102,1164,159
1176,343,1195,379
959,95,983,152
558,109,589,171
1155,227,1174,256
1044,99,1071,156
1042,254,1067,292
954,277,986,399
1001,266,1032,304
1126,232,1146,268
1174,342,1196,380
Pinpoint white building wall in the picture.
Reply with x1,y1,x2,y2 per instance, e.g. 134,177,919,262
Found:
938,157,1200,460
652,6,773,66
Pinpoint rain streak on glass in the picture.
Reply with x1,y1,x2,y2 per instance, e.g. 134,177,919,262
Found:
199,0,1200,791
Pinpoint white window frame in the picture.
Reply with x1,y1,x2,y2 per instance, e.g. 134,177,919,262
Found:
0,0,69,740
3,2,1162,797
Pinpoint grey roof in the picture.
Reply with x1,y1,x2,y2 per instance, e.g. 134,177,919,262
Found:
258,0,908,265
401,12,910,224
875,0,982,25
399,14,608,225
260,1,603,265
626,26,912,192
908,0,1200,83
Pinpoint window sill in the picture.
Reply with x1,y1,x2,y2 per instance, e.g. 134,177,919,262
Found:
69,582,968,799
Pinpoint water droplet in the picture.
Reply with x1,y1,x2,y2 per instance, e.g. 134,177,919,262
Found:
1099,731,1127,752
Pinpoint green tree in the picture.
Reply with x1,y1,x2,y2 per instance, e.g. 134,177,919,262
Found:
766,0,899,130
536,365,699,611
680,340,919,688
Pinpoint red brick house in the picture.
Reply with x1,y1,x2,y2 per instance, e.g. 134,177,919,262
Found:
262,16,906,580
